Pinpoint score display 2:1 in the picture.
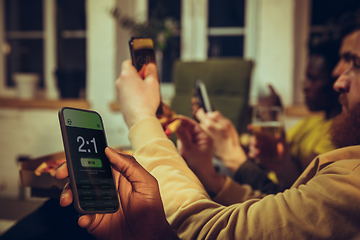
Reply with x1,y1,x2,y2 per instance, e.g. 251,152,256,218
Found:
77,136,98,153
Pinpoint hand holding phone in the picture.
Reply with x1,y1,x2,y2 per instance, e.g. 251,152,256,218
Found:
56,146,177,240
59,107,119,214
129,37,163,115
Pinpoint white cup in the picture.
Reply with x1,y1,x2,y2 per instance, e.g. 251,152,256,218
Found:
12,73,39,99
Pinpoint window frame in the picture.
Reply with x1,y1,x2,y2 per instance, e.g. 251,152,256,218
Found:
180,0,258,61
0,0,86,99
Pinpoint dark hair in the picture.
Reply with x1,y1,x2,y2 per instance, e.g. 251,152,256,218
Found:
306,39,342,117
338,8,360,39
308,39,340,83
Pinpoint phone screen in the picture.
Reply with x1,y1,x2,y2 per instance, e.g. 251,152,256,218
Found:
59,107,119,214
129,38,156,72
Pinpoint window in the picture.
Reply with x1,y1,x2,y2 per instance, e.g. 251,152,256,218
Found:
208,0,245,57
181,0,255,61
147,0,252,82
56,0,86,98
3,0,43,91
148,0,181,83
0,0,86,99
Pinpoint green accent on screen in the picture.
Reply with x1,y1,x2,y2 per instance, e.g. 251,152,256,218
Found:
63,108,103,130
81,158,103,168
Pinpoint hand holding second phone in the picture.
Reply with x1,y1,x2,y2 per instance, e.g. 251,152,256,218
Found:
176,116,214,174
195,109,247,173
176,116,225,197
115,60,160,128
56,147,178,240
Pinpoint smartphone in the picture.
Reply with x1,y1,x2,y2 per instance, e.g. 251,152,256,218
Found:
58,107,119,214
129,37,163,115
195,79,213,113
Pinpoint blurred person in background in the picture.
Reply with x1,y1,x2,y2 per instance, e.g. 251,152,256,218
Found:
248,10,360,189
191,9,360,190
191,39,341,191
248,39,342,189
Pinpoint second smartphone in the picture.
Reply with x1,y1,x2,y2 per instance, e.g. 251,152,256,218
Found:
195,79,213,113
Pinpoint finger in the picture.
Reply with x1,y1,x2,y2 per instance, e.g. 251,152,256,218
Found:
123,59,140,78
143,63,158,82
138,64,146,78
176,139,183,152
176,122,194,150
191,96,199,105
78,214,96,229
60,182,73,207
209,112,232,131
177,115,204,136
195,107,207,122
178,115,211,143
191,99,200,119
248,148,259,159
196,108,217,133
268,84,277,95
207,111,222,121
276,142,285,160
177,114,198,125
143,64,160,101
55,162,68,180
105,147,152,184
121,59,134,72
248,136,259,158
117,60,140,87
267,84,283,108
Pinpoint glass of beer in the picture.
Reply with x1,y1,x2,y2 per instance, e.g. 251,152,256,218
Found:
251,106,284,165
251,106,284,137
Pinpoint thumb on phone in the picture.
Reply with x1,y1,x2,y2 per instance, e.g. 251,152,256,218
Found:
142,63,158,81
105,147,153,185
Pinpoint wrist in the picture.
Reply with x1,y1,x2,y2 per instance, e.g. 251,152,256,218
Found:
125,111,156,129
218,146,247,173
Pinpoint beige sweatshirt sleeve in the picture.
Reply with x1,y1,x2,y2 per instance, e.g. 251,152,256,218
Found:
212,176,266,206
128,117,360,239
